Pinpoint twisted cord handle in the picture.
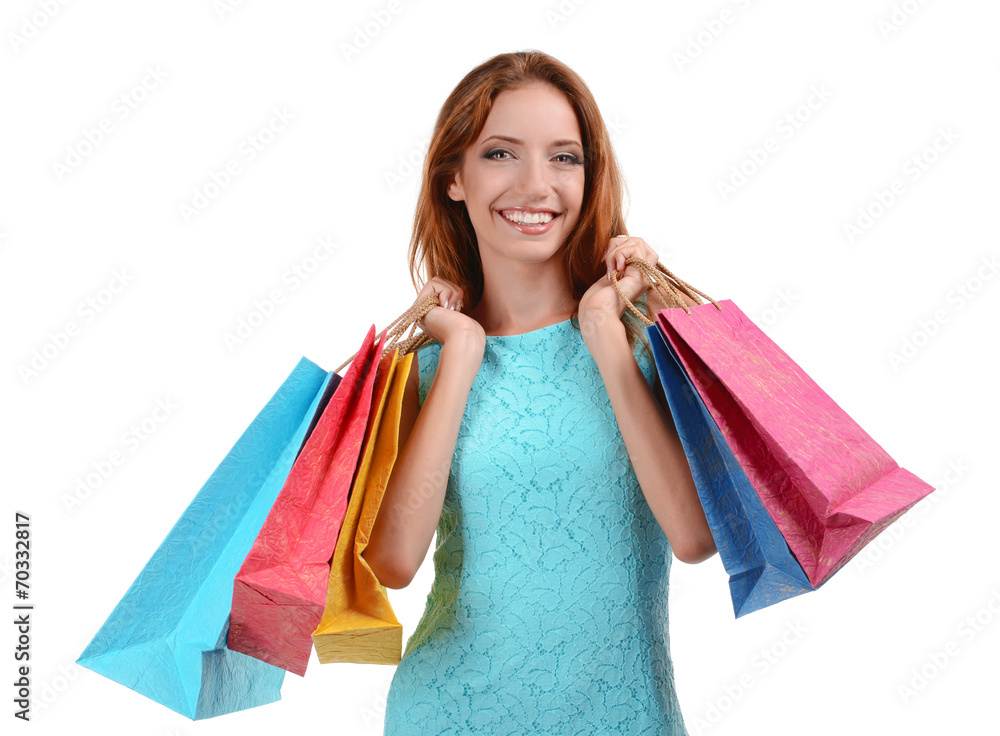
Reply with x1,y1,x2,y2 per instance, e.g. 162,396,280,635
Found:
334,292,441,374
611,257,719,325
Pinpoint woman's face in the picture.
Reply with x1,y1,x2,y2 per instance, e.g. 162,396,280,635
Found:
447,82,586,266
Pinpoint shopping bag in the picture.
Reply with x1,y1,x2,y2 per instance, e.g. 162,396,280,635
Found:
228,325,385,676
656,299,935,587
77,357,335,720
312,348,412,664
646,324,814,616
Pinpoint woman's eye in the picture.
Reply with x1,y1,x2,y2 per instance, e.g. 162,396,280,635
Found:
483,150,583,164
555,153,583,165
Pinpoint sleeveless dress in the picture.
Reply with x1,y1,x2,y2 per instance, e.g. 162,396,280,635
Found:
382,316,689,736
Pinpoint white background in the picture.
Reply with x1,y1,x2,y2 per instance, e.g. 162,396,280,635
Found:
2,1,997,734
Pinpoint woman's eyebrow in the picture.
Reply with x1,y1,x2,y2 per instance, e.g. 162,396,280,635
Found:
480,134,582,148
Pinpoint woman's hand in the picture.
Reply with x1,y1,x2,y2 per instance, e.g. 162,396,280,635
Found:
578,236,660,339
415,277,486,347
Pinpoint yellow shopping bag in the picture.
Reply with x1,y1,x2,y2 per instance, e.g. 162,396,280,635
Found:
311,347,413,664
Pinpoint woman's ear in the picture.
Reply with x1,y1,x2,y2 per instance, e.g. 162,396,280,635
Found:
446,172,465,202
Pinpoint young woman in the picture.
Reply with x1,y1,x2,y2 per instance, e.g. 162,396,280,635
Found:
363,50,717,736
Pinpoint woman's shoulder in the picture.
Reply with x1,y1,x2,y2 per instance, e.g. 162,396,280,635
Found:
408,322,657,405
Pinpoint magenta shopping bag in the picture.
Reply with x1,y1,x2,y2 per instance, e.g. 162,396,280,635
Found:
655,300,934,587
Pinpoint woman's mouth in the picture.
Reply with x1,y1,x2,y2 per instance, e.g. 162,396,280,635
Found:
498,209,560,234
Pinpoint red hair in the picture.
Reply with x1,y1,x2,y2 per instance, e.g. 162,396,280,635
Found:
407,49,653,352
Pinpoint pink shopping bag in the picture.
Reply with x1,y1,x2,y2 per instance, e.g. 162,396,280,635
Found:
656,300,934,587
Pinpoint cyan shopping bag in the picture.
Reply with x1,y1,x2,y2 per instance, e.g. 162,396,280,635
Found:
646,323,814,616
656,300,935,587
77,357,337,720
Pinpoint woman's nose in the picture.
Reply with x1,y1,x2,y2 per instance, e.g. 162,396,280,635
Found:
514,157,551,199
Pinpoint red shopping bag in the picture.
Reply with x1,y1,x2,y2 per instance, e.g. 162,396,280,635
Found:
228,325,385,676
656,299,935,587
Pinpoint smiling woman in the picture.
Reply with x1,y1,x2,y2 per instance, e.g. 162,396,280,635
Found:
364,49,713,736
444,81,587,333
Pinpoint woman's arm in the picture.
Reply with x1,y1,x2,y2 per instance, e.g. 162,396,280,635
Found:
362,332,485,588
582,300,717,565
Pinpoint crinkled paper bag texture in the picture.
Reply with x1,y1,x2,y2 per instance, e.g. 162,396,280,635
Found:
77,357,333,719
313,349,412,664
229,326,385,676
647,323,813,616
657,300,934,587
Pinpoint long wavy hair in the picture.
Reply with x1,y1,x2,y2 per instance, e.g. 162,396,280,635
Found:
407,49,653,356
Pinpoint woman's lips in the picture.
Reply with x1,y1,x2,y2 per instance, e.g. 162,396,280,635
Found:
497,210,560,235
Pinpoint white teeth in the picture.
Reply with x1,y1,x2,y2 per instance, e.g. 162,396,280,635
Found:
501,210,555,225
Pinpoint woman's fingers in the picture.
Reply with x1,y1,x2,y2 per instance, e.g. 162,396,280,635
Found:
417,278,465,315
437,289,464,310
433,290,452,311
605,238,658,280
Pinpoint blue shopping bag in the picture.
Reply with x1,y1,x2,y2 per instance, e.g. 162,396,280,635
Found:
78,357,339,719
646,324,816,616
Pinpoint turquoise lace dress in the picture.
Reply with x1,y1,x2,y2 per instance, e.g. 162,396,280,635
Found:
382,316,689,736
